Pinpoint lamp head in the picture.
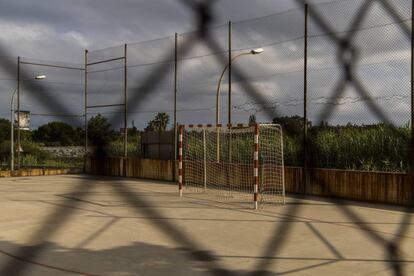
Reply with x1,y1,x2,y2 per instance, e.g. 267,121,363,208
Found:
35,75,46,80
251,48,264,55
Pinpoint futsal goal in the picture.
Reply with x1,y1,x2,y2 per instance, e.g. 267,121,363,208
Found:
178,123,285,209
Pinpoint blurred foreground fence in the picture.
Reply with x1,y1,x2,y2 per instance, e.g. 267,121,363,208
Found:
1,0,412,176
0,0,413,275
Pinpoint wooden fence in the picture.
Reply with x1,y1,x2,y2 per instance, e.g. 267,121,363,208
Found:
85,157,412,206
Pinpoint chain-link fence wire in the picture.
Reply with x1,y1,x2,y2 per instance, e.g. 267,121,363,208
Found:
1,56,85,169
0,0,413,275
0,55,18,168
177,25,228,125
86,45,129,156
306,0,411,172
231,8,305,167
127,37,175,130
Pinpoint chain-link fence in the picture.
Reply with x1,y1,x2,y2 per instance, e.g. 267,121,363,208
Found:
1,0,412,174
0,0,413,275
1,56,85,170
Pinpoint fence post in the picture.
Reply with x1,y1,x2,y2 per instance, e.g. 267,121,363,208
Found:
84,50,88,172
411,0,414,174
124,44,128,159
174,33,178,161
17,56,20,170
173,34,178,182
228,21,232,126
303,3,309,195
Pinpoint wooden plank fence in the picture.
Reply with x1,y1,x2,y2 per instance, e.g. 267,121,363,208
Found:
0,167,82,178
85,157,413,206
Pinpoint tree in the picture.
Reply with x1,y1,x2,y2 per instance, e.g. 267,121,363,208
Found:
88,114,115,146
272,116,311,137
33,121,79,146
248,114,257,125
0,118,11,144
145,113,170,131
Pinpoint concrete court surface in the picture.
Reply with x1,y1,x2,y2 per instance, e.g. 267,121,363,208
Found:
0,175,413,276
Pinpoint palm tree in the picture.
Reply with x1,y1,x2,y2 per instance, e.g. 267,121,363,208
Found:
145,113,170,131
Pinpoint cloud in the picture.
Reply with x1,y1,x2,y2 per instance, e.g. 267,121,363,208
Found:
0,0,410,129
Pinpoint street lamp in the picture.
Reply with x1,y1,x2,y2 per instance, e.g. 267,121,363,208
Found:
10,75,46,172
215,48,264,161
215,48,264,127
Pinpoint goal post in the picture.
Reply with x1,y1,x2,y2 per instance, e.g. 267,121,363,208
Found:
178,123,285,209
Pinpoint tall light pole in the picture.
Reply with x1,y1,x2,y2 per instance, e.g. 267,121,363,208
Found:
11,74,46,172
215,48,264,161
216,48,264,126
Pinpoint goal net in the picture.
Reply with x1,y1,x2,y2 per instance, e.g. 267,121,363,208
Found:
178,123,284,209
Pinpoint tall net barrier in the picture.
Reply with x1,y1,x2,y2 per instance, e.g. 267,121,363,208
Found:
127,36,175,131
231,9,305,168
86,45,128,157
179,123,284,209
307,0,411,172
15,57,84,169
0,56,18,169
177,26,229,126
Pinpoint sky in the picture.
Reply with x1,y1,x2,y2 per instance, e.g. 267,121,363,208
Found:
0,0,411,130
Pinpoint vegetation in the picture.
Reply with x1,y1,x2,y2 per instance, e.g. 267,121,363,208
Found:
273,117,410,172
145,112,169,131
0,113,410,173
0,118,11,144
33,121,83,146
307,123,409,172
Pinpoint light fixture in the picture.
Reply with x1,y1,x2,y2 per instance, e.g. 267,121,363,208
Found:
251,48,264,55
35,75,46,80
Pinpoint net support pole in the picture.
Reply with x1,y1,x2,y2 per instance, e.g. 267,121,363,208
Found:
84,50,88,172
254,124,259,210
203,128,207,191
17,56,21,170
124,44,128,159
178,125,183,197
303,3,309,195
411,0,414,173
174,33,178,161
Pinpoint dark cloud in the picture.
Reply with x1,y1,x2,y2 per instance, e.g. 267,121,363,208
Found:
0,0,410,129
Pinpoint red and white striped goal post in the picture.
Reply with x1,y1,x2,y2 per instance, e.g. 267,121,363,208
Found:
178,123,261,209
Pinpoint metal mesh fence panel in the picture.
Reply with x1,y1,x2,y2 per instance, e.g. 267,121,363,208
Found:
16,57,84,169
307,0,410,172
177,26,228,126
127,36,175,130
231,8,305,167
